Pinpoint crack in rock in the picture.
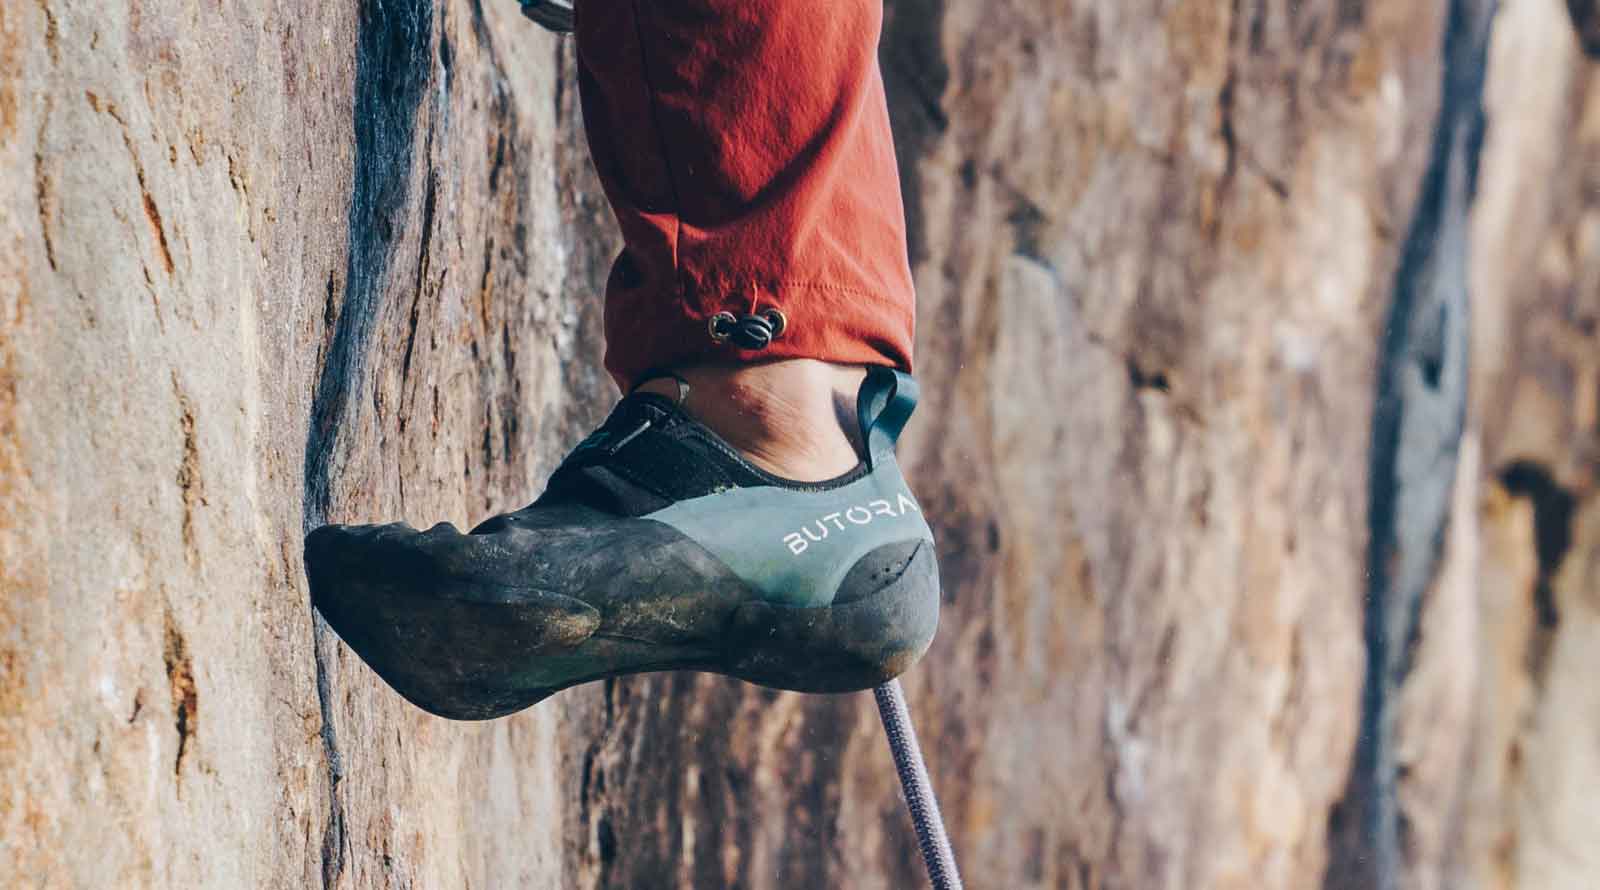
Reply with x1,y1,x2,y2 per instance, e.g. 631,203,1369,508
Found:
162,609,198,778
1323,1,1493,888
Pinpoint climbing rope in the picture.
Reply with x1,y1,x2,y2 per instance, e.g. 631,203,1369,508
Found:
874,679,964,890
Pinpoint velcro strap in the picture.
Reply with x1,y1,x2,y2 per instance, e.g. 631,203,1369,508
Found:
551,397,766,503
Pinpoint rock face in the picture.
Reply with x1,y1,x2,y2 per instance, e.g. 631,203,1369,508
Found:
4,3,613,886
1448,1,1600,888
0,1,1594,889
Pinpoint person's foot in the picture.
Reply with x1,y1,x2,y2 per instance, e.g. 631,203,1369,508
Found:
304,365,939,720
634,359,866,481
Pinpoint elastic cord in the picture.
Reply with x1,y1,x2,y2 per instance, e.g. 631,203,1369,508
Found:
629,368,692,407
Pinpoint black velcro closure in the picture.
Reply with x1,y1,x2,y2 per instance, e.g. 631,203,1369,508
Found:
535,392,870,517
601,423,765,502
541,395,769,510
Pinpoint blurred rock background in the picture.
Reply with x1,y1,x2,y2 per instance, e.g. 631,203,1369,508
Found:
0,0,1594,887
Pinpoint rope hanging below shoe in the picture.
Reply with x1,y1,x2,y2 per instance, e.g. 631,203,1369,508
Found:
709,308,787,350
875,679,964,890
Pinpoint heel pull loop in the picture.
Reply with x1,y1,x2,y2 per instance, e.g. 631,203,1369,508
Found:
857,367,919,470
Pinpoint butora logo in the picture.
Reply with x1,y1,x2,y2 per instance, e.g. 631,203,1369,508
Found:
782,492,919,555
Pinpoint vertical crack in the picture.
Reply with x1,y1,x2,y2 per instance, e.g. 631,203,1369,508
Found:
162,608,198,778
304,0,434,522
311,622,347,890
1322,2,1494,888
302,1,434,888
399,164,438,392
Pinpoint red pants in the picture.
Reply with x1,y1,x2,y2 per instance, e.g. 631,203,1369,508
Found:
576,0,916,390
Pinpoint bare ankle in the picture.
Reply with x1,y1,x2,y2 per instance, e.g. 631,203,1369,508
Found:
636,359,867,481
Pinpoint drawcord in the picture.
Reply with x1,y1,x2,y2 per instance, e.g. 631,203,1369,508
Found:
708,307,787,350
875,680,964,890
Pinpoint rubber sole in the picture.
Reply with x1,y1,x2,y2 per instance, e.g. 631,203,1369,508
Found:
307,529,940,720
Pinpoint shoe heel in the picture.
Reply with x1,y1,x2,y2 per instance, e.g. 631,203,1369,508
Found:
728,541,940,693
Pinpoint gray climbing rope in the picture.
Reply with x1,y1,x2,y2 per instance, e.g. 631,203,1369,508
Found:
874,679,964,890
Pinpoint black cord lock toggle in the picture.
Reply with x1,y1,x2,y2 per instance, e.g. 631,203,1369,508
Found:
708,307,788,350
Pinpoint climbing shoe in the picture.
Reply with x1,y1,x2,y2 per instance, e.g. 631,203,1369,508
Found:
304,366,940,720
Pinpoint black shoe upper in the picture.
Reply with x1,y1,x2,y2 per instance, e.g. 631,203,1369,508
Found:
516,392,870,523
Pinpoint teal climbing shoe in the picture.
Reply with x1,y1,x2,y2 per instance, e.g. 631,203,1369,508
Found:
304,366,940,720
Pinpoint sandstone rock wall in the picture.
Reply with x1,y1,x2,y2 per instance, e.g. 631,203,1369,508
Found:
1,1,1595,889
3,2,613,886
1449,0,1600,887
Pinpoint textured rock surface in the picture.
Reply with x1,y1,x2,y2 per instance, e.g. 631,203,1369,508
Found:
2,2,613,886
1447,0,1600,887
1,1,1596,889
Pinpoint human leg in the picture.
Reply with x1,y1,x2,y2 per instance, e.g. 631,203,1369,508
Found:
583,0,917,481
575,0,917,391
303,0,938,718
